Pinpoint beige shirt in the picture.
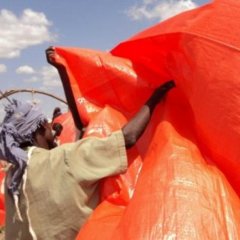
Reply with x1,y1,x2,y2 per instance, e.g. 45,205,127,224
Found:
5,130,127,240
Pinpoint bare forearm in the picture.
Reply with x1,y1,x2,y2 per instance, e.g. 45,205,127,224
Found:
122,80,175,148
57,66,84,136
45,47,84,137
122,105,151,148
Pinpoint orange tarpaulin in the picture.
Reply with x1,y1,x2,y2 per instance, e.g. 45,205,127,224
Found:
0,163,5,227
52,0,240,239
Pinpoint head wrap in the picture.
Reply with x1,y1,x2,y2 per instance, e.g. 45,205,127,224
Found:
0,99,47,197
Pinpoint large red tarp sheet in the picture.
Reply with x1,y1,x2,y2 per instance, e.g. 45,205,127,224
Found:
52,0,240,239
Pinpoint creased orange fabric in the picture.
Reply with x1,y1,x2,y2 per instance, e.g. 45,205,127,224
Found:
54,0,240,239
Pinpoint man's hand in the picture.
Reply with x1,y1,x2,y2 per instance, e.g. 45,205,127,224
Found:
45,46,64,69
147,80,175,107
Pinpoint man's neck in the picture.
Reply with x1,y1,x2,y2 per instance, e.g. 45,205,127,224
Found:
33,135,50,150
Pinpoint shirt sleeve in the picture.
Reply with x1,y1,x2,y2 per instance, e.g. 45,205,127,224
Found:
63,130,128,184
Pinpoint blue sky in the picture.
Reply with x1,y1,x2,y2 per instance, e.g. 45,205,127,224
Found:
0,0,209,119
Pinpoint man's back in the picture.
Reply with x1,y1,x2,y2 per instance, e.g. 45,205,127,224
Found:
5,131,127,240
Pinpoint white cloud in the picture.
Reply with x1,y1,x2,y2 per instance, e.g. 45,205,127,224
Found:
24,76,39,83
39,86,49,91
16,65,35,74
0,9,55,59
23,65,62,88
41,66,62,87
0,64,7,73
127,0,198,21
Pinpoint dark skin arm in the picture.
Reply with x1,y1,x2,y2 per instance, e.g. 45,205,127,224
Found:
122,80,175,148
45,46,175,147
45,47,84,138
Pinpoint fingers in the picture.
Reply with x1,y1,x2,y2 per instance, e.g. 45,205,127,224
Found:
167,80,176,88
47,52,55,63
45,46,55,53
154,80,175,95
45,46,60,66
45,46,55,58
151,80,176,101
160,80,176,90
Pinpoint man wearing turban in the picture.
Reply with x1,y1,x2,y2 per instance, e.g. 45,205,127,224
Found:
0,73,174,239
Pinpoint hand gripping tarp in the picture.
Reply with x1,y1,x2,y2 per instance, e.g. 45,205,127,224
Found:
53,0,240,239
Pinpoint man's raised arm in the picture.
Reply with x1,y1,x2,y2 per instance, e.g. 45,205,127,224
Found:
46,47,84,137
122,80,175,148
46,46,175,145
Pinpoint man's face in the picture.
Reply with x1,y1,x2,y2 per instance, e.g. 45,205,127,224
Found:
43,122,58,149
